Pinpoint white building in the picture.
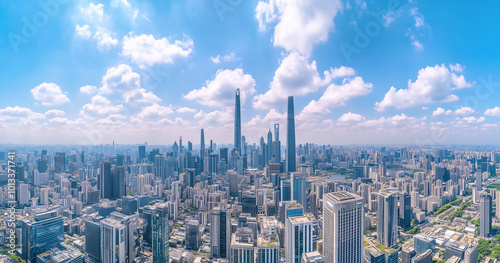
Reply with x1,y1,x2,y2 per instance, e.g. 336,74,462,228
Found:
100,218,126,263
285,215,315,263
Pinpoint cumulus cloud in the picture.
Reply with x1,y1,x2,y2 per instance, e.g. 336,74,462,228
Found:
337,112,365,123
76,24,91,39
80,95,123,117
31,83,70,106
253,52,323,109
184,68,256,108
462,116,485,124
44,110,65,118
485,107,500,116
80,85,98,94
124,88,161,104
177,107,196,113
194,108,233,127
449,63,464,73
80,3,104,20
375,64,473,111
357,114,422,128
432,107,475,117
255,0,343,56
210,53,239,64
133,103,173,121
100,64,141,94
94,27,119,51
299,77,372,117
245,109,286,127
122,34,193,67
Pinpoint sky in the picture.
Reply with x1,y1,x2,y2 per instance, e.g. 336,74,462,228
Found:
1,0,500,146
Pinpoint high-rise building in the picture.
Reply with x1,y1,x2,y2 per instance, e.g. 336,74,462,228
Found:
110,212,138,263
113,166,126,199
210,208,231,259
257,233,280,263
186,220,199,251
412,249,433,263
230,227,254,263
497,190,500,219
21,211,64,263
138,145,146,163
85,218,102,263
291,173,306,208
476,172,483,191
398,193,412,230
285,215,315,263
99,161,112,199
234,89,242,155
201,128,205,166
272,124,281,163
479,193,492,238
464,243,478,263
54,153,65,173
267,130,273,164
280,180,291,202
122,196,138,215
377,190,398,247
323,192,364,263
100,218,126,263
152,204,169,263
286,96,296,173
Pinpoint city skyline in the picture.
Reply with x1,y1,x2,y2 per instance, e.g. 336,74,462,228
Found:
2,1,500,145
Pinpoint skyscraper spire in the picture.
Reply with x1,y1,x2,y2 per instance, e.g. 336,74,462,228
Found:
234,89,241,155
286,96,296,172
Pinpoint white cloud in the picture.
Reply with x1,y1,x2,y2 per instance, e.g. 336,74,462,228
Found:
253,52,323,109
432,107,475,117
255,0,343,56
184,68,256,108
80,85,98,94
124,88,161,104
80,3,104,20
210,53,240,64
245,109,286,127
357,114,421,128
375,64,473,111
422,107,428,110
462,116,485,124
337,112,365,123
133,103,173,121
410,8,424,27
194,108,233,127
300,76,372,117
80,95,123,117
94,27,118,51
111,0,131,8
322,66,356,81
100,64,140,94
449,63,464,73
76,24,91,39
0,106,42,119
31,83,70,106
484,107,500,116
177,107,196,113
411,37,424,51
122,34,193,67
44,109,65,118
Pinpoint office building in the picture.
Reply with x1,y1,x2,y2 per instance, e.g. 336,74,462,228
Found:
152,205,169,263
256,233,280,263
210,208,231,259
323,192,364,263
234,89,241,155
186,220,199,251
292,173,306,208
36,243,84,263
479,193,492,238
230,227,254,263
21,211,64,263
377,190,398,247
464,243,478,263
412,249,432,263
100,218,126,263
85,218,102,263
286,96,296,173
99,161,112,199
285,215,315,263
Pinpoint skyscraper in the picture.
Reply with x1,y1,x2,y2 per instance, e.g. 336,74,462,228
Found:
152,204,169,263
234,88,241,155
377,190,398,247
267,130,273,164
479,193,492,238
21,211,64,263
100,218,126,263
285,215,315,263
210,208,231,259
113,166,126,199
496,190,500,219
138,145,146,162
286,96,296,173
323,192,364,263
272,124,281,163
99,161,112,199
201,128,205,165
291,173,306,207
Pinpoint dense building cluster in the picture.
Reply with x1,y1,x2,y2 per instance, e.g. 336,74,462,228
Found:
0,90,500,263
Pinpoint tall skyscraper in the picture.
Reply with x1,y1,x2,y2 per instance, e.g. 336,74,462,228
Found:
201,128,205,164
285,215,315,263
323,192,364,263
186,220,199,251
377,190,398,247
286,96,296,173
152,204,169,263
100,218,126,263
138,145,146,162
272,124,281,163
113,166,126,199
99,161,112,199
496,190,500,219
267,130,273,163
291,173,306,207
398,193,412,230
234,88,242,155
210,208,231,259
479,193,492,238
21,211,64,263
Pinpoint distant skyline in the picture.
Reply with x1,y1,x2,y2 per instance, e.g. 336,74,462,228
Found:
2,0,500,145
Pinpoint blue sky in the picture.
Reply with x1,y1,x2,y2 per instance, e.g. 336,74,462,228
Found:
1,0,500,145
